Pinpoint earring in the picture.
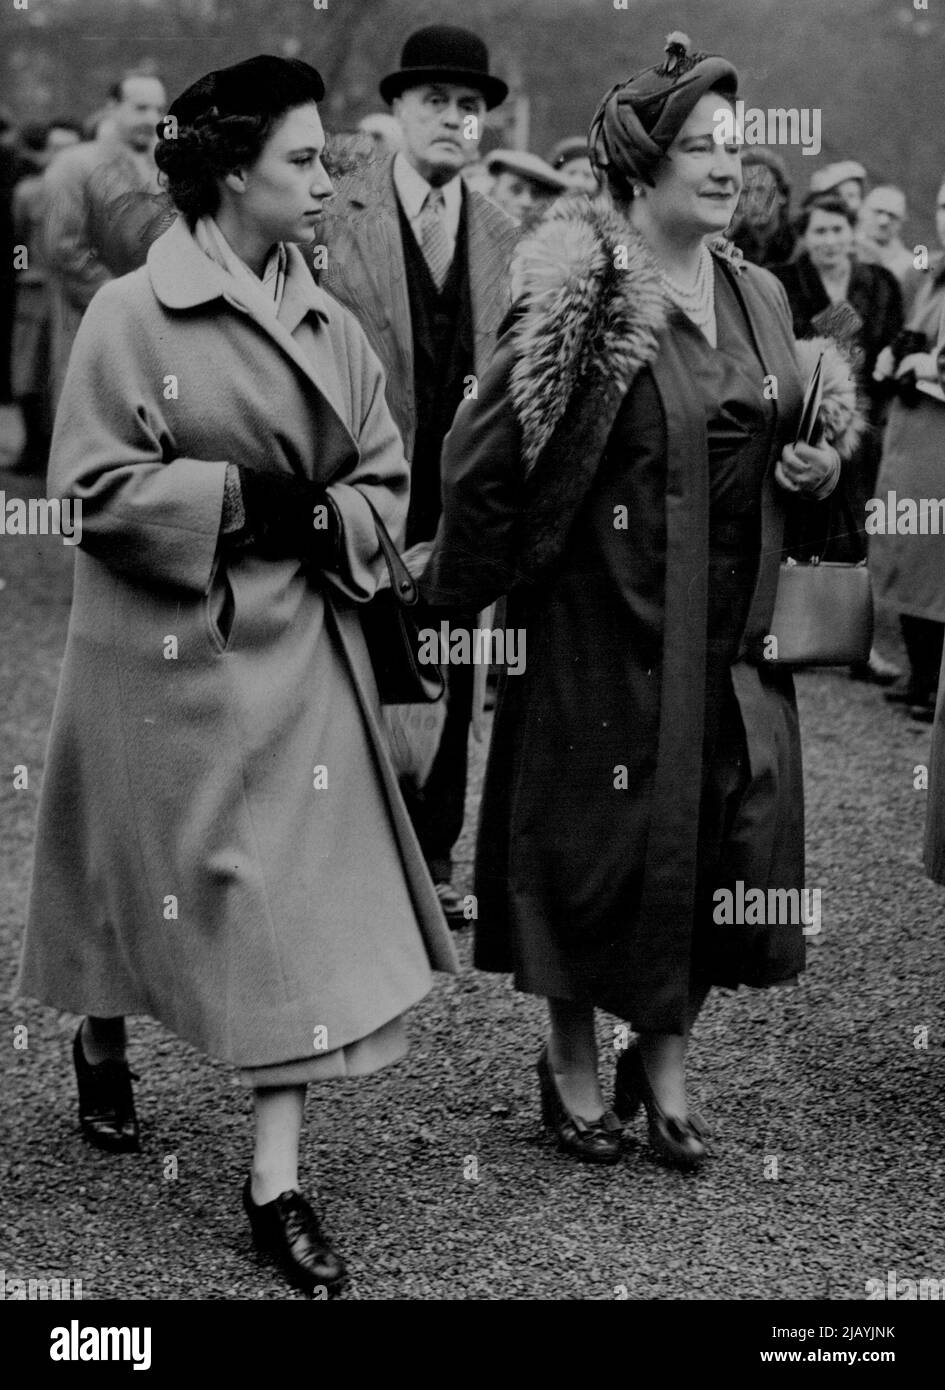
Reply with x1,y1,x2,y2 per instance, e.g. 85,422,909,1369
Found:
632,183,645,199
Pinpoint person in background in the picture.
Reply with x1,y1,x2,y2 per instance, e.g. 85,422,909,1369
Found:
44,71,166,403
870,177,945,723
857,186,915,285
485,148,568,230
357,111,404,155
459,158,494,197
547,135,599,195
809,160,867,218
10,120,82,474
315,24,518,926
773,193,904,685
729,148,795,269
0,108,20,405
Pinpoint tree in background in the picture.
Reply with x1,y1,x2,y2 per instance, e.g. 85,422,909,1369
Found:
1,0,941,243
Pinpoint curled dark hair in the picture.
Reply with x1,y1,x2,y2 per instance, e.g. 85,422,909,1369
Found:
155,56,324,219
797,193,856,234
156,110,279,218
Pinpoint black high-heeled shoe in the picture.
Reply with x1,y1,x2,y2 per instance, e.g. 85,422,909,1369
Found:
72,1024,140,1154
614,1041,708,1170
243,1178,347,1296
537,1046,622,1165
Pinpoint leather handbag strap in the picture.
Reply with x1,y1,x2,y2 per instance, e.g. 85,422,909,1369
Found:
357,493,419,607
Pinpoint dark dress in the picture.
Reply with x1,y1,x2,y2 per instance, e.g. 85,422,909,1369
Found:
424,258,812,1032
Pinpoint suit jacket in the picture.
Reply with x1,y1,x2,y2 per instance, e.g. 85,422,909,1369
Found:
315,154,518,460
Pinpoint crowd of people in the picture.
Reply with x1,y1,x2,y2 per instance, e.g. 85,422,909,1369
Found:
2,25,945,1298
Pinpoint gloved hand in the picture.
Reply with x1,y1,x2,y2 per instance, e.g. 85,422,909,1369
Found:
233,467,343,568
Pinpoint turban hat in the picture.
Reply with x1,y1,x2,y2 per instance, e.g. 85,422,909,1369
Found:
588,33,738,190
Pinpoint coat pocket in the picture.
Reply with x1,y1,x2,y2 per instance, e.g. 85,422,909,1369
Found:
206,556,239,653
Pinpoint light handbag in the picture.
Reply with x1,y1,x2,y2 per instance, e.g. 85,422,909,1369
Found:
765,344,873,667
766,555,873,667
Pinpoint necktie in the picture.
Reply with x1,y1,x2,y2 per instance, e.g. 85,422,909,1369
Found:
418,188,452,291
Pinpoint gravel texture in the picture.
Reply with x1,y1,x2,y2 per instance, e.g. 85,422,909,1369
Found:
1,424,944,1301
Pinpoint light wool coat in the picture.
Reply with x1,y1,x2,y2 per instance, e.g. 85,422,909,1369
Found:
18,216,458,1067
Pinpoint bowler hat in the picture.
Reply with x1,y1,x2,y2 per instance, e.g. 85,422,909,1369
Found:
380,25,508,109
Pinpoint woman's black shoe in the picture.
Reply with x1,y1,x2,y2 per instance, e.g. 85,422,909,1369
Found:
537,1046,622,1164
242,1178,347,1296
72,1025,140,1153
614,1041,708,1171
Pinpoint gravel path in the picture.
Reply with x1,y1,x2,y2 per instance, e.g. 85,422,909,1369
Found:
2,428,943,1301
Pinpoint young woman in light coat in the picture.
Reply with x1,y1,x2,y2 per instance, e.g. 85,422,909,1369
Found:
18,56,457,1297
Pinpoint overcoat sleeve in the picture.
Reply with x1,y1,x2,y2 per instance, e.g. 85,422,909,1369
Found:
420,331,529,612
322,312,410,603
48,280,227,595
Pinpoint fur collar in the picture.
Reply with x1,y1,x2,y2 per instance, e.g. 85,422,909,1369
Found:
506,195,863,471
509,197,669,472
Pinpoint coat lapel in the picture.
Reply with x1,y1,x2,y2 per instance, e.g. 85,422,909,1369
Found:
148,218,360,474
332,161,413,390
720,261,805,655
466,189,514,375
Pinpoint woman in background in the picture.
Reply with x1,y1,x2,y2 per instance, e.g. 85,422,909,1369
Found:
871,177,945,722
774,194,904,683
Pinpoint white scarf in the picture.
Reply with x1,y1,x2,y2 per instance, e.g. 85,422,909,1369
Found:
193,215,288,321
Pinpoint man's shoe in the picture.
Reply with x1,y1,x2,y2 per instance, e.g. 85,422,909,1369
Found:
72,1025,140,1154
434,880,468,928
242,1178,346,1297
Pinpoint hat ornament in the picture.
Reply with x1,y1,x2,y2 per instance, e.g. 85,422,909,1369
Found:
657,32,702,78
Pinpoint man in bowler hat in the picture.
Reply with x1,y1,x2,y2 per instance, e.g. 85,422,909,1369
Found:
316,25,518,923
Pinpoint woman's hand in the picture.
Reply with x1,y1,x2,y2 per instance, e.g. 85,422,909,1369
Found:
775,440,841,497
895,351,938,382
374,540,432,592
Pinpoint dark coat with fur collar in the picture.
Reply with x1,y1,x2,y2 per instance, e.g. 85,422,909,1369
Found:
424,198,819,1030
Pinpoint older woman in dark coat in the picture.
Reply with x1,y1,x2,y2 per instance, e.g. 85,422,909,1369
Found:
422,36,849,1170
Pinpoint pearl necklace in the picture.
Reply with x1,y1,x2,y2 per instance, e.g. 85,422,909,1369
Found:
659,246,717,344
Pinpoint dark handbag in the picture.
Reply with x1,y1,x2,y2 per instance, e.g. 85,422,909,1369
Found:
358,498,445,704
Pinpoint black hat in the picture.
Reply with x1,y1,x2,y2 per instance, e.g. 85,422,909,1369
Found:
379,25,508,109
166,55,324,128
